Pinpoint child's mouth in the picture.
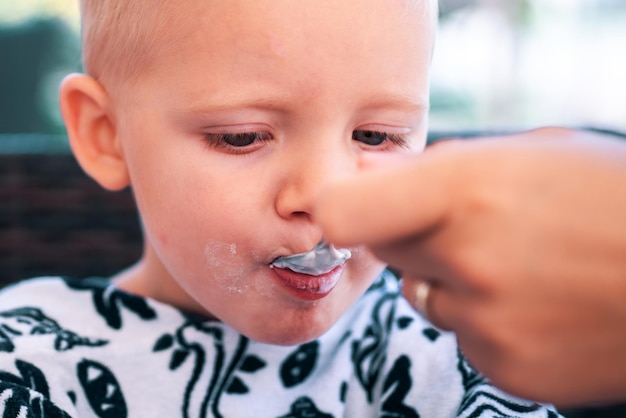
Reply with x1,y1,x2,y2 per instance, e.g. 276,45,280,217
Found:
270,241,352,275
270,265,344,301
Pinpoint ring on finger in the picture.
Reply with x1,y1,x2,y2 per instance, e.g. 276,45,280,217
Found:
414,280,433,322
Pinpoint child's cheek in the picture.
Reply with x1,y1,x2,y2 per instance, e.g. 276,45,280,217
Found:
357,153,416,171
203,240,254,294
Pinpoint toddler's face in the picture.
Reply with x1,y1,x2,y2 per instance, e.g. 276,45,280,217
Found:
113,0,433,344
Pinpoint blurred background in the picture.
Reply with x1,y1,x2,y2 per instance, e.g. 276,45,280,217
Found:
0,0,625,143
0,0,78,141
432,0,626,133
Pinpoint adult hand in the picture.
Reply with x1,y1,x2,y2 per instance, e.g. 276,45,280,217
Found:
315,127,626,407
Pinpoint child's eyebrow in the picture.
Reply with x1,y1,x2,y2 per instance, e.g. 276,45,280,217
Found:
182,96,289,116
180,93,428,117
360,94,430,113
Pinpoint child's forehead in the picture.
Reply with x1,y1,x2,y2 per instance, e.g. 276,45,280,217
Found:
83,0,436,92
128,0,435,32
153,0,436,56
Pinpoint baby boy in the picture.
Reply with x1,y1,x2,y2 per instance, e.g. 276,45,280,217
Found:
0,0,561,416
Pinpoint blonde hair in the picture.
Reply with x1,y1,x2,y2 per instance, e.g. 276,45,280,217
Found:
80,0,438,90
80,0,179,90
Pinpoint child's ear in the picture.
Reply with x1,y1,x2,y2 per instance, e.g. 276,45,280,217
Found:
59,73,130,191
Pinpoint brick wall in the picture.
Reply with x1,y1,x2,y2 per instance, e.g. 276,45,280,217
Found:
0,153,142,288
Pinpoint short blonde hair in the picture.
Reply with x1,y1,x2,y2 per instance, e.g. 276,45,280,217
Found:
80,0,438,91
80,0,180,91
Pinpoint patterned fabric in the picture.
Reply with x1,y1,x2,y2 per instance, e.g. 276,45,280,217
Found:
0,273,561,417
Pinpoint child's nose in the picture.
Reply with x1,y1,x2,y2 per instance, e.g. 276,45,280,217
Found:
275,145,356,221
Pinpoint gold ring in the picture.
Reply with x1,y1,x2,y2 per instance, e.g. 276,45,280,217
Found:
414,281,432,322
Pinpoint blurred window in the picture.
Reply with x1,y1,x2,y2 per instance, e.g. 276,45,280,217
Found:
0,0,624,145
0,0,79,140
432,0,626,132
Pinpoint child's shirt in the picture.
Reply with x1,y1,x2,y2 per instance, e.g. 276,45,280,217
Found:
0,272,560,417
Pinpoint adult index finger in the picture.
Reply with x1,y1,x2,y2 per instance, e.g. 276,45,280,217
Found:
314,143,460,247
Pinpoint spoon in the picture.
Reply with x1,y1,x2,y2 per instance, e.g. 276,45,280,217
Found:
270,241,351,275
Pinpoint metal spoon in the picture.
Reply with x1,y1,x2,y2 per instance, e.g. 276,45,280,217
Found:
270,241,352,275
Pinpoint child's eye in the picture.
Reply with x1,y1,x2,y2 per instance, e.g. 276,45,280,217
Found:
352,130,408,149
203,131,273,152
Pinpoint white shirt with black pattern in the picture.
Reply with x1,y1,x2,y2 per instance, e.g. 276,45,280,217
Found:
0,271,561,418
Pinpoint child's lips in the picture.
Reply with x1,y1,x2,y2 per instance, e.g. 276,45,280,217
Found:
270,265,344,301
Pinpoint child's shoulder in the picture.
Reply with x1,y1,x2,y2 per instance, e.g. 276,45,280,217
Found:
0,277,85,310
0,276,111,315
1,275,105,295
0,276,183,344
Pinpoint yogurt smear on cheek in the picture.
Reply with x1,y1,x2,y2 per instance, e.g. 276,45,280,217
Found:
203,241,252,294
203,240,281,299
